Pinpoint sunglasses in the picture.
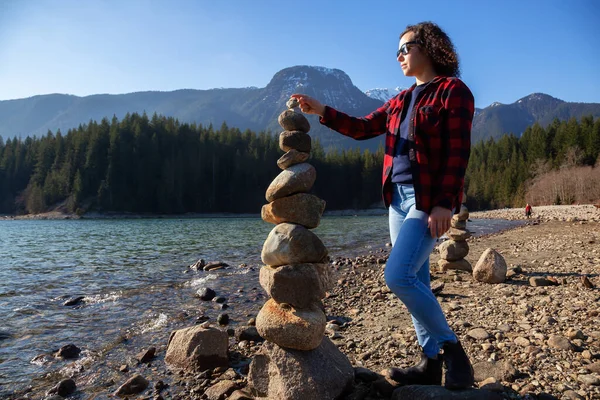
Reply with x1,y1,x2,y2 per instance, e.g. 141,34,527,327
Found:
397,41,418,58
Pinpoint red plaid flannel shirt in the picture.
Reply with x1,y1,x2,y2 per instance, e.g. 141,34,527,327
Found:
320,76,474,213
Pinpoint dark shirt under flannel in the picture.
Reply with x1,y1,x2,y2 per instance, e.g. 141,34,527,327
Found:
319,76,474,213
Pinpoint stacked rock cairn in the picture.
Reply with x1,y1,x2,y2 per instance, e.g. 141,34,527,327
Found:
247,98,353,399
437,194,472,272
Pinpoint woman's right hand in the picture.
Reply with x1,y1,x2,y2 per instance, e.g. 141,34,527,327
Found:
290,94,326,117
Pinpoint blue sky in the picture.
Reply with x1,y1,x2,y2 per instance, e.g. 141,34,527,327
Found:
0,0,598,108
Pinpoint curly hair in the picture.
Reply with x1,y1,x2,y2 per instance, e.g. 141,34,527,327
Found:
400,22,460,78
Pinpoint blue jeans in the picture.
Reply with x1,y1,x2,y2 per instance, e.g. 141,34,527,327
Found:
385,184,457,358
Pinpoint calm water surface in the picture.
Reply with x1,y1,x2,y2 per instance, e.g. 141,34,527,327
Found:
0,215,523,396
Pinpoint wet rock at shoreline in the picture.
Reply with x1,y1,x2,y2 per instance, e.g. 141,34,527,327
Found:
472,248,507,284
205,379,239,400
259,263,332,309
248,337,353,399
165,326,228,371
278,109,310,133
277,149,310,170
236,326,264,342
63,296,85,306
255,299,326,351
47,378,76,397
196,287,216,301
189,259,206,270
114,374,149,397
265,163,316,202
55,344,81,359
217,313,229,325
261,223,327,267
204,261,229,271
262,193,326,229
136,346,156,364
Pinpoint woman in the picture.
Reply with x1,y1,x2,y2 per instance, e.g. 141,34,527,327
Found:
292,22,475,389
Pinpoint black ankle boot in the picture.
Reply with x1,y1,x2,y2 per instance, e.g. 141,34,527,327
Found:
384,353,443,385
442,340,474,389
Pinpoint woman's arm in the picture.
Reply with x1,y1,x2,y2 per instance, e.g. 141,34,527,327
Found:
291,94,389,141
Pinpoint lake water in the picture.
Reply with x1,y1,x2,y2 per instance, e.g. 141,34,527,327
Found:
0,215,524,397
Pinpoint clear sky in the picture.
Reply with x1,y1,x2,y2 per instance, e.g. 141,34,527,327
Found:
1,0,598,108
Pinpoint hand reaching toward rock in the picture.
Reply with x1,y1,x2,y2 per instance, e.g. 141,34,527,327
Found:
290,94,326,117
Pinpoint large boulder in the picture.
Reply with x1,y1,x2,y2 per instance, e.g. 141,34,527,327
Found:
438,240,469,261
165,326,228,371
248,338,353,400
259,263,332,308
277,149,310,170
266,163,316,202
261,223,327,267
255,299,326,351
261,193,325,229
472,248,507,284
278,109,310,133
279,131,311,153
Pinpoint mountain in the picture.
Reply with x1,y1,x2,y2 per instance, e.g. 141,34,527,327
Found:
364,87,406,102
1,67,599,148
0,66,385,152
472,93,600,142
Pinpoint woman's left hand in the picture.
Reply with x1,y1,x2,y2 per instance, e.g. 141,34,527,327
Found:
428,206,452,238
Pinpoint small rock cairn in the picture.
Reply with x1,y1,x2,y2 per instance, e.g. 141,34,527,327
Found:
437,195,472,272
247,98,353,399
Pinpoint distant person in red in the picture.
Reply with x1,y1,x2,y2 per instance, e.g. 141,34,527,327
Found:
292,22,474,389
525,203,532,218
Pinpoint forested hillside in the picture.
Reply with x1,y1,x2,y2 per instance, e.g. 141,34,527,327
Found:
467,116,600,209
0,113,598,215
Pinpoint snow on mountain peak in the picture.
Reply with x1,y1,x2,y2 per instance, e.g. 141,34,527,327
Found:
364,87,406,102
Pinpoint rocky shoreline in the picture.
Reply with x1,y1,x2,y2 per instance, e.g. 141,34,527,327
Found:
470,204,600,223
7,207,600,400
